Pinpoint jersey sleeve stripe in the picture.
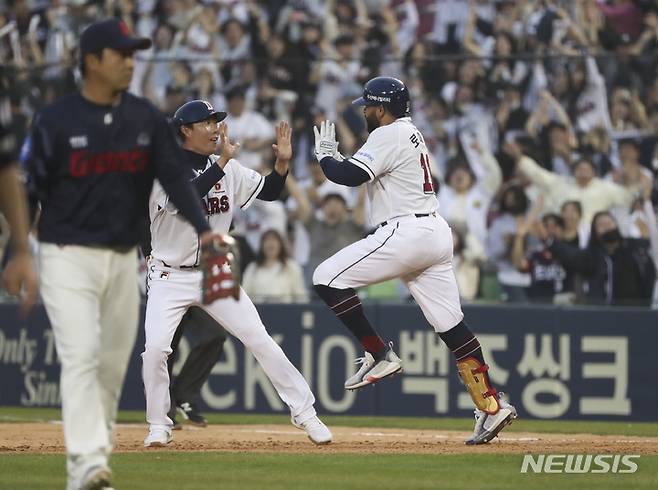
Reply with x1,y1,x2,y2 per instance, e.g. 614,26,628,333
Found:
240,174,265,209
348,157,376,181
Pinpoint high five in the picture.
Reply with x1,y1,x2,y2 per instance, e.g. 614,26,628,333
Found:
142,100,332,448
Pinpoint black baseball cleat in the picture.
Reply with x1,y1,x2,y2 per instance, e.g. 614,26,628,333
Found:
176,402,208,427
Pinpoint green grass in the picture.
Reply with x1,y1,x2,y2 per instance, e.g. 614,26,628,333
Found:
2,406,658,437
2,407,657,490
0,453,656,490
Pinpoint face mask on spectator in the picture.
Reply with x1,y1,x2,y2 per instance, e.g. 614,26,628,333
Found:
601,229,622,244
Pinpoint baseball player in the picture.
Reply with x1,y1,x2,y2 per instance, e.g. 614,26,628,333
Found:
167,306,227,428
312,77,517,445
142,231,227,428
25,20,220,490
142,100,332,447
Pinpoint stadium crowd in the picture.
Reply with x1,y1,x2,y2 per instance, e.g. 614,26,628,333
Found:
2,0,658,307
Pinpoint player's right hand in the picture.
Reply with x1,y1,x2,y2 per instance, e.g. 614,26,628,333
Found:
2,250,38,316
313,120,341,162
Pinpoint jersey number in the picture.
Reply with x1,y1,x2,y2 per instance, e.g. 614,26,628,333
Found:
420,154,434,194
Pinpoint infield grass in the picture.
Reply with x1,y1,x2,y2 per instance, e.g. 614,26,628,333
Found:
1,406,658,437
0,453,656,490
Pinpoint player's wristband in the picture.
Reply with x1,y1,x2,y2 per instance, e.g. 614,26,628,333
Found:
257,170,288,201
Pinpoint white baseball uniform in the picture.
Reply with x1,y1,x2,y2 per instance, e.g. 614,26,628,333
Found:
143,155,317,430
313,117,464,331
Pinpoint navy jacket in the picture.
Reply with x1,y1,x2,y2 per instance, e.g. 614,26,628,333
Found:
27,92,209,247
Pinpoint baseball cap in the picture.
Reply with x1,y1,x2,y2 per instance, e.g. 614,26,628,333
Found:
173,100,227,128
80,19,152,56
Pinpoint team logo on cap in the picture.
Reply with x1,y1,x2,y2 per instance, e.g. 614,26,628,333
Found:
118,20,131,36
202,100,214,111
366,94,391,103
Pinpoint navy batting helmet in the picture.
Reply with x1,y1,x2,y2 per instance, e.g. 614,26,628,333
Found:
352,77,410,118
173,100,227,130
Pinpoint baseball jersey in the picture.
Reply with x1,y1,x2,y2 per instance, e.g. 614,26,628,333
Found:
150,156,264,267
346,117,438,225
26,92,208,246
526,245,566,302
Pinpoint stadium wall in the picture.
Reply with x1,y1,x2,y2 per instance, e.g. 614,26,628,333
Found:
0,303,655,421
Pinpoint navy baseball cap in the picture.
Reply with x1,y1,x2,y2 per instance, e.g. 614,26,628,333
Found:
80,19,152,55
352,76,410,118
173,100,227,128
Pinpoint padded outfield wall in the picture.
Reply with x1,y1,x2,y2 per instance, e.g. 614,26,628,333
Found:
0,303,656,421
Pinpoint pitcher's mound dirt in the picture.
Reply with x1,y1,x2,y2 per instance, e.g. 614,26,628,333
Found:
2,422,658,455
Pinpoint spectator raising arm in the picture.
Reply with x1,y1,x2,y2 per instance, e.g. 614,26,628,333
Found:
511,217,529,272
463,0,481,56
396,0,420,56
599,178,637,210
525,90,577,149
473,144,503,197
286,174,312,224
505,140,560,191
546,91,578,149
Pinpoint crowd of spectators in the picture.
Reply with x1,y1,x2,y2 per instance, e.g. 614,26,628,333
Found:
2,0,658,307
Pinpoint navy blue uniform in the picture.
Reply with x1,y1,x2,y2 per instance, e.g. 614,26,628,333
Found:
28,92,210,245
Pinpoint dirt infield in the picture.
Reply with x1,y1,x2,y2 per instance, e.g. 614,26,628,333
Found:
2,422,658,455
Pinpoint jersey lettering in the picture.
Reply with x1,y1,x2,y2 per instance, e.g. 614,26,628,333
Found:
69,149,148,177
420,153,434,194
410,131,425,149
203,195,231,216
219,195,229,212
210,197,220,215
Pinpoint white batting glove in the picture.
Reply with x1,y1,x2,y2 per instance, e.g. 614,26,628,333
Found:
313,120,343,162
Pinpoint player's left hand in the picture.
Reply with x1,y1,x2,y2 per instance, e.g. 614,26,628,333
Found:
272,121,292,163
313,119,340,162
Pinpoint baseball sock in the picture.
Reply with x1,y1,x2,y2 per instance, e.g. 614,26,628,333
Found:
439,320,496,395
314,285,387,359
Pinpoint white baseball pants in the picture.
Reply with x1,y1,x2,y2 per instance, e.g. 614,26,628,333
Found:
313,214,464,332
142,260,317,429
39,243,139,490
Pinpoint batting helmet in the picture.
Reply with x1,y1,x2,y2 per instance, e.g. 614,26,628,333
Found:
173,100,227,130
352,77,410,118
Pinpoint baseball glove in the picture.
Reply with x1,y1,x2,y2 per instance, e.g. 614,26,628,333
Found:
200,234,241,303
